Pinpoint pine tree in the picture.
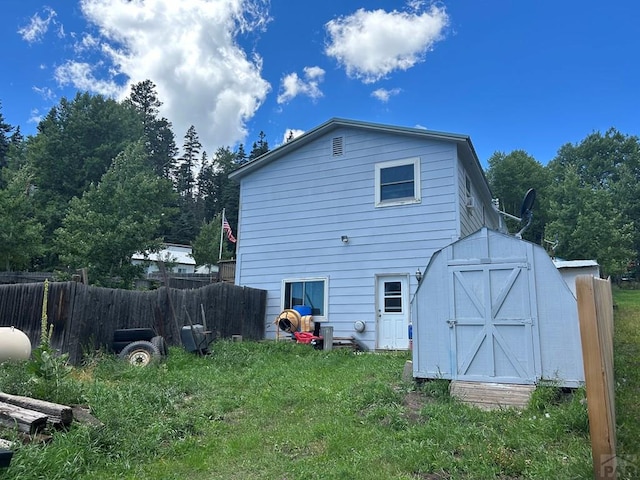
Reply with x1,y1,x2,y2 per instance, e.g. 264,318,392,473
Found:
249,131,269,160
174,125,201,198
126,80,177,177
235,143,247,165
0,102,14,170
167,126,203,244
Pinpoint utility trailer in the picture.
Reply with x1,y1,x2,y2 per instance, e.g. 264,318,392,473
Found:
113,325,214,366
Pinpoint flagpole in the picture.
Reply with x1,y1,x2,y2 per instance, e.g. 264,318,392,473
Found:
219,208,225,261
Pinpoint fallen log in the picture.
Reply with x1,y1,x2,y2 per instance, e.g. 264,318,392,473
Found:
0,402,48,434
71,405,103,427
0,392,73,427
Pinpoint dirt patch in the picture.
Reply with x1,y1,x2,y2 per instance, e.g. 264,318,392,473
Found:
403,391,431,424
412,472,451,479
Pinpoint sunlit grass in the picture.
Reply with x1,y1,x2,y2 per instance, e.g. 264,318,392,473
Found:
1,289,637,480
612,288,640,461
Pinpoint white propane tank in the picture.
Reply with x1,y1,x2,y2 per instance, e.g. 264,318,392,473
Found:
0,327,32,362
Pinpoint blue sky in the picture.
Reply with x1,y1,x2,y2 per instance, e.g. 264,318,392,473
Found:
2,0,638,166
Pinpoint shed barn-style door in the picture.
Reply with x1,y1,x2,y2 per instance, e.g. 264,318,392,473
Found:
447,261,541,384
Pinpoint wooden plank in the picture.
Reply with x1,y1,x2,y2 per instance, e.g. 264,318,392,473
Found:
576,275,616,480
0,402,49,434
450,381,535,410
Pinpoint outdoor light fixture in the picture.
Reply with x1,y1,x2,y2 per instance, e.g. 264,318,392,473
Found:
341,235,349,244
415,268,423,282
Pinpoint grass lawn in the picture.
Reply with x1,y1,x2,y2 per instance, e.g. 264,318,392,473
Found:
0,286,637,479
610,288,640,466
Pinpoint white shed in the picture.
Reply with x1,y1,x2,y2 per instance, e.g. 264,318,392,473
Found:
553,259,600,298
412,228,584,387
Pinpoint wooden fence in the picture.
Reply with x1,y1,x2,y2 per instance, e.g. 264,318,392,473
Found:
0,281,266,365
576,275,616,480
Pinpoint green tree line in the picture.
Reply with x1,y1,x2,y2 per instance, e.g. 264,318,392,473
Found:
486,128,640,277
0,81,268,287
1,82,638,286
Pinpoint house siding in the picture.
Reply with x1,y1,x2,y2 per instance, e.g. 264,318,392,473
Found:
458,159,489,237
232,120,501,350
236,127,461,346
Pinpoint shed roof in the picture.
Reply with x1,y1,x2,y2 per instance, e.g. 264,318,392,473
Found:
552,259,599,269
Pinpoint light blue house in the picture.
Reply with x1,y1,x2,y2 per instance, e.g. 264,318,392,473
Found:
229,118,501,350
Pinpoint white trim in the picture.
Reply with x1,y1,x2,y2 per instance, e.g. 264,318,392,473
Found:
280,276,329,322
374,157,421,207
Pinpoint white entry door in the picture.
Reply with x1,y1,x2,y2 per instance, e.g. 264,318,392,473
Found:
376,275,409,350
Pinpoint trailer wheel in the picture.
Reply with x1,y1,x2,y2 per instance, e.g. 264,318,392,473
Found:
151,336,168,357
119,341,160,366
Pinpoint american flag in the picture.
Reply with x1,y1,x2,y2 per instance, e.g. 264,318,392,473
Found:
223,215,236,243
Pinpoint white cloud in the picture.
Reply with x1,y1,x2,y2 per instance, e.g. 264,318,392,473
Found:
74,34,100,54
277,66,325,104
325,3,448,83
55,61,122,97
18,7,57,44
52,0,272,151
32,86,56,101
29,109,44,125
371,87,401,102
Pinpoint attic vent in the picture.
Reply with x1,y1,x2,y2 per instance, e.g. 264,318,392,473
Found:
332,136,344,156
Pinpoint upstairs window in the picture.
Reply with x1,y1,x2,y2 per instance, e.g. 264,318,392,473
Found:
375,157,421,207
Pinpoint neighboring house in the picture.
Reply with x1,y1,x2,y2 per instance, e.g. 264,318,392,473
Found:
132,243,196,275
228,118,501,351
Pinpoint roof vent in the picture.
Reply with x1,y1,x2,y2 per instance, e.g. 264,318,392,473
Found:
332,136,344,157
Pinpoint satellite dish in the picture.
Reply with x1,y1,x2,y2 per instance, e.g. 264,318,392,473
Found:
515,188,536,239
520,188,536,219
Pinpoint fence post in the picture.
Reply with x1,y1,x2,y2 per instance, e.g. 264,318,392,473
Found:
576,275,616,479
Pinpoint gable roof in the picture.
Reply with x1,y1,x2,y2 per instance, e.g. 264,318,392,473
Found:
230,117,484,178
